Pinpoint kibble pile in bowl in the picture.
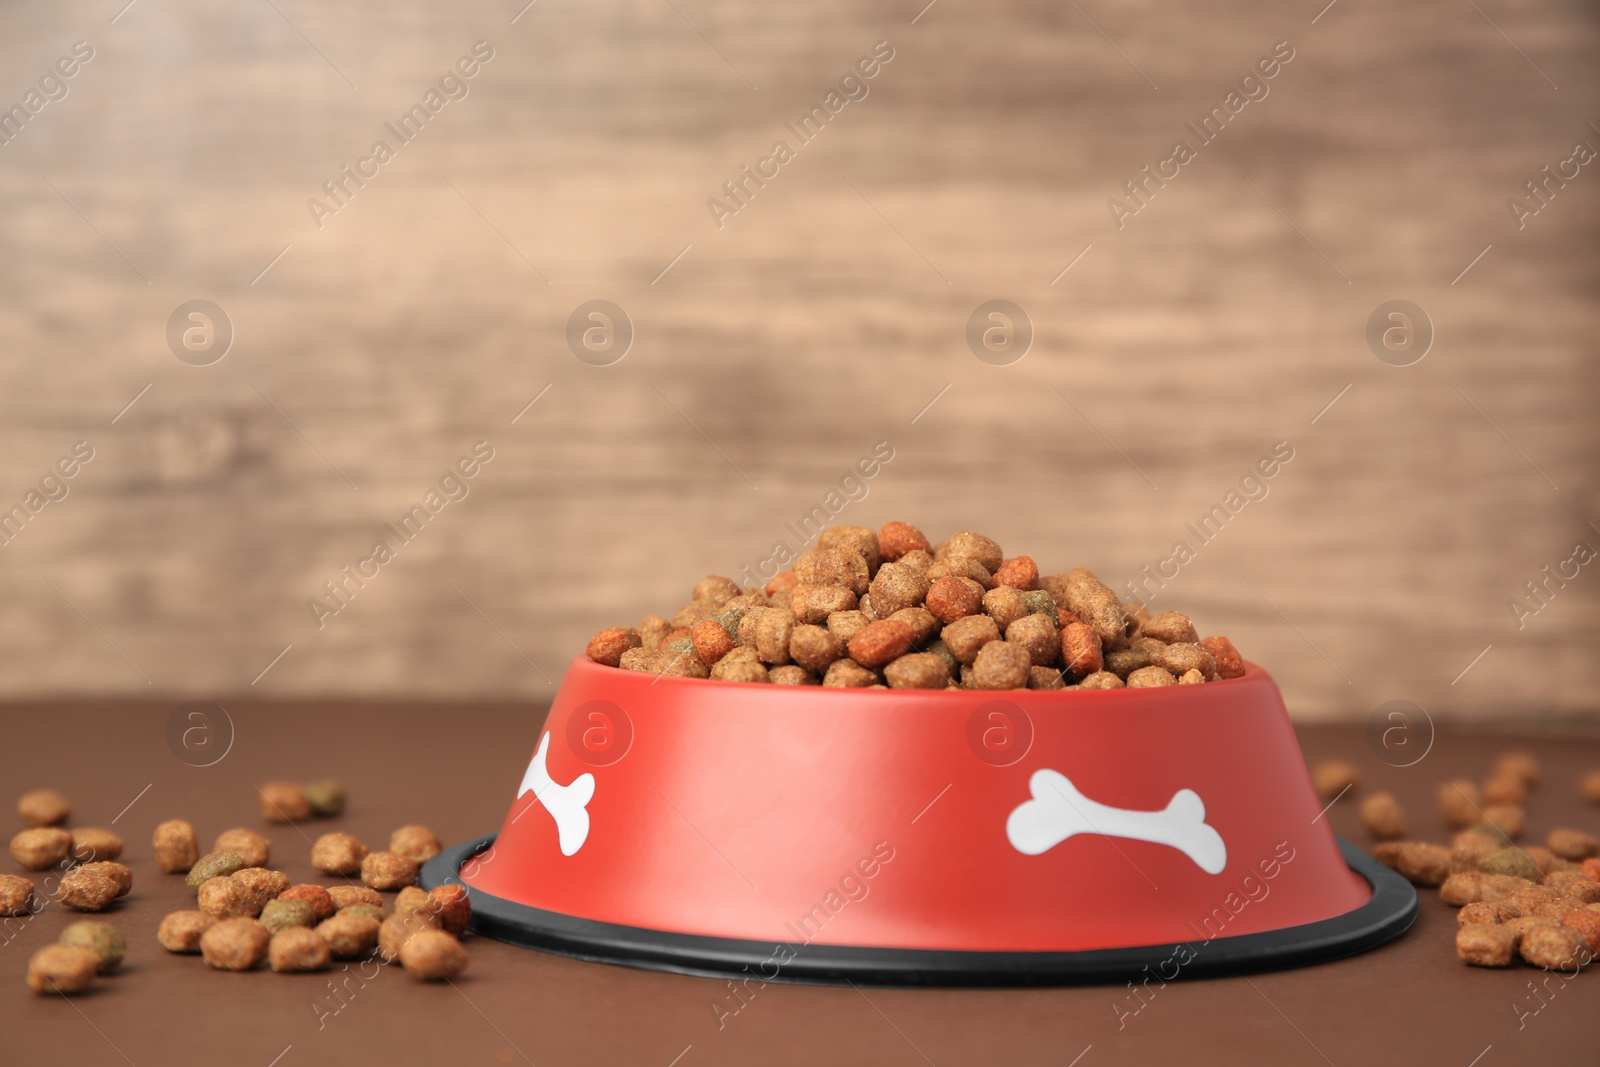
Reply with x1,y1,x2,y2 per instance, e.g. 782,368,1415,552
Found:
585,522,1246,690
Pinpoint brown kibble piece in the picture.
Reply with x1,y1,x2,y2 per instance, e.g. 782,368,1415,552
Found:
1456,924,1518,967
1482,771,1528,806
768,665,816,685
790,584,857,624
826,610,869,645
59,920,125,973
1005,614,1059,667
585,626,642,666
186,850,246,889
26,944,99,994
312,833,368,874
1438,779,1483,829
638,614,671,651
326,885,383,911
710,652,769,683
379,912,437,961
429,884,472,935
362,851,419,891
970,641,1032,690
9,827,72,870
1548,828,1600,861
201,917,270,971
1028,666,1066,690
942,614,1000,665
229,867,289,914
1157,642,1215,680
878,521,931,562
883,653,951,690
1079,670,1125,690
1140,611,1199,645
762,572,797,597
937,532,1004,574
817,526,882,574
1481,804,1525,840
1310,760,1359,801
848,620,916,668
84,861,132,897
153,819,200,873
924,577,983,624
1581,770,1600,805
17,788,71,828
270,926,332,972
390,825,444,864
158,910,213,953
981,586,1028,633
1457,900,1518,926
888,607,939,647
1049,569,1125,647
400,929,469,981
1360,793,1406,841
692,574,741,605
926,555,995,591
317,913,381,959
0,873,34,917
69,831,123,863
1492,749,1541,787
1440,871,1530,905
1373,842,1451,886
215,828,270,869
1518,925,1592,970
279,884,336,922
822,659,879,688
1059,622,1103,680
753,608,797,665
868,564,931,616
259,781,311,823
794,547,870,596
58,865,122,911
198,876,255,919
1127,666,1177,688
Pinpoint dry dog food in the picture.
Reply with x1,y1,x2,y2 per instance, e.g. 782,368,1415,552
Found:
311,832,368,875
9,827,72,870
0,874,34,917
318,913,381,959
26,944,100,995
157,911,213,953
399,929,468,980
257,781,312,823
68,828,122,863
17,788,71,828
1360,792,1406,840
1310,760,1360,802
1581,770,1600,805
304,779,347,817
59,864,125,911
214,828,270,868
260,898,316,934
200,918,271,971
152,819,199,873
279,883,336,922
326,885,384,911
361,851,419,891
185,850,246,889
269,927,332,973
389,825,443,864
59,920,125,973
586,523,1247,690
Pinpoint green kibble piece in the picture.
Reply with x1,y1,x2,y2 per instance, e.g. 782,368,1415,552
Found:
1477,847,1542,883
1020,590,1057,616
304,779,346,818
339,903,386,923
59,920,126,973
185,850,247,889
259,898,315,935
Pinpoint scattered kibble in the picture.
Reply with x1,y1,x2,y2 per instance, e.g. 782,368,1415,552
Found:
260,898,315,935
1360,792,1405,840
399,929,468,980
362,851,419,891
269,927,332,973
157,910,213,953
200,918,271,971
279,883,336,922
1491,750,1541,788
326,885,384,911
312,832,368,875
9,826,72,870
1310,760,1360,802
1477,848,1543,883
1548,828,1600,861
58,864,124,911
152,819,199,873
389,825,443,864
1518,925,1592,970
59,920,125,973
214,828,270,868
586,523,1245,689
1437,779,1482,830
1373,842,1450,887
303,779,347,818
429,885,471,936
258,781,312,823
69,827,123,863
185,850,246,889
317,913,381,959
26,944,99,994
1455,923,1517,967
1580,770,1600,806
0,873,34,917
16,788,71,828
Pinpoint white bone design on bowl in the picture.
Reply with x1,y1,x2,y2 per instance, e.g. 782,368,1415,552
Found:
517,732,596,857
1006,769,1227,875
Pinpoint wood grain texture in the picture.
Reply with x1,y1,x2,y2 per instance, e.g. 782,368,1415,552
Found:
0,0,1594,720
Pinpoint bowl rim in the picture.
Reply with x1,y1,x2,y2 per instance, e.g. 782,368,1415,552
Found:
564,654,1270,698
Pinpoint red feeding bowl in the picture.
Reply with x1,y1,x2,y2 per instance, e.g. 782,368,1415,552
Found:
422,657,1414,985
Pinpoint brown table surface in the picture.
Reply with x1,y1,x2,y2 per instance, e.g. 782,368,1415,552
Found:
3,702,1597,1066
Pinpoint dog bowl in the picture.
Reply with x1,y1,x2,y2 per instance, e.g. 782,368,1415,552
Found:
422,656,1415,985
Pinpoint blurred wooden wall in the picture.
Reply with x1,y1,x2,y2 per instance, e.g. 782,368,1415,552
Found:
0,0,1595,721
